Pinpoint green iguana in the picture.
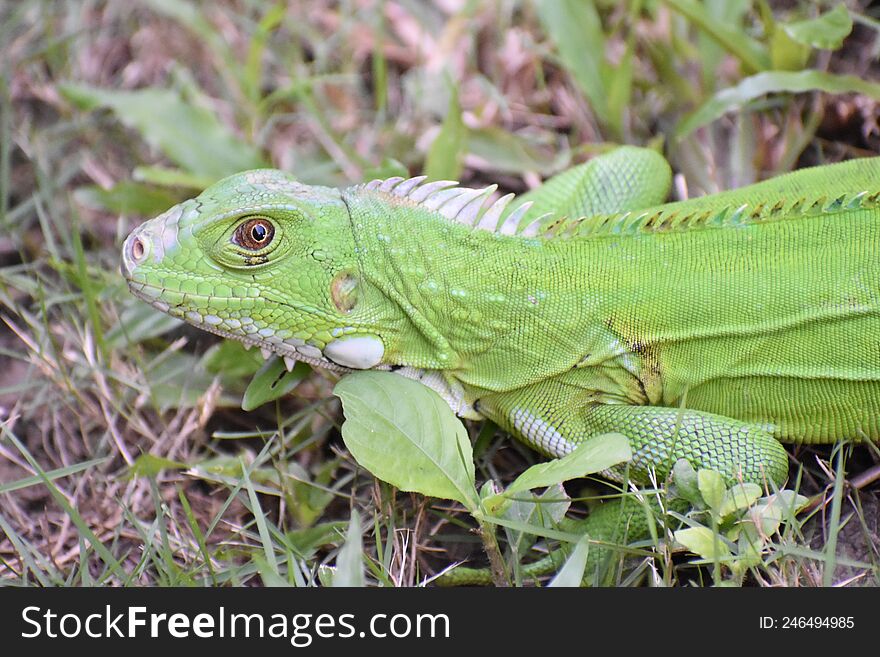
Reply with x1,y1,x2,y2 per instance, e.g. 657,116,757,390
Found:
120,146,880,580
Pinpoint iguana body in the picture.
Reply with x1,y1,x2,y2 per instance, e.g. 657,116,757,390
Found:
121,147,880,573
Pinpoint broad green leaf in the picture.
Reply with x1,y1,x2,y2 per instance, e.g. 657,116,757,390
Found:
782,4,852,51
59,84,265,179
133,165,214,190
747,491,808,535
74,182,181,216
127,454,188,478
286,460,337,528
254,556,291,587
503,483,571,558
672,459,702,507
677,70,880,137
425,82,466,181
735,533,764,569
697,469,726,514
203,340,264,379
504,433,631,497
663,0,770,74
334,371,479,511
547,535,590,587
536,0,609,128
718,482,762,518
144,350,227,409
106,300,182,347
363,157,409,182
467,127,566,176
674,526,732,561
769,24,809,72
332,512,365,587
242,357,310,411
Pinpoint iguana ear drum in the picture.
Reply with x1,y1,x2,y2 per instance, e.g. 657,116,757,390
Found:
330,271,359,313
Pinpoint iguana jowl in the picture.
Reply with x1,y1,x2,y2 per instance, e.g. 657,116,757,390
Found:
121,146,880,549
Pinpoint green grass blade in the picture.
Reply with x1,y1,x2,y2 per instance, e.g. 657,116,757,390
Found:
536,0,610,131
677,69,880,137
664,0,770,74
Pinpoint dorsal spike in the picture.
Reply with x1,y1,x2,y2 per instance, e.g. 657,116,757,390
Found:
423,187,466,211
847,191,867,209
407,180,458,203
439,185,496,223
501,202,533,235
523,212,553,237
392,175,427,197
477,192,515,232
377,176,405,192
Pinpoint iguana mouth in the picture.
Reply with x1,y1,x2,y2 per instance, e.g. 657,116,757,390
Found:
123,278,351,372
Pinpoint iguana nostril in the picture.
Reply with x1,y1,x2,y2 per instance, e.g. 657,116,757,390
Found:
131,236,146,262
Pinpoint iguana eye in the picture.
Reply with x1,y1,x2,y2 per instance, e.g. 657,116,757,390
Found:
233,217,275,250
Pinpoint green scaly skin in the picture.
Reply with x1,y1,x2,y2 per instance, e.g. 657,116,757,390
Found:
121,146,880,582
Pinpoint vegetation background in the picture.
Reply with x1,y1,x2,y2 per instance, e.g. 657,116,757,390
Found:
1,0,879,586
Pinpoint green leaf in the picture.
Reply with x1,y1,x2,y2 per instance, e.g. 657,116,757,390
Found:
332,512,365,587
672,459,702,507
241,357,310,411
663,0,771,74
504,433,631,497
143,350,229,409
363,157,409,182
127,454,188,479
425,81,466,181
677,69,880,137
782,4,852,51
467,127,566,176
547,535,590,587
106,300,182,348
735,533,764,569
536,0,609,128
74,182,181,216
769,22,810,71
133,165,214,190
203,340,264,379
718,482,762,518
674,526,732,561
503,484,570,558
59,84,265,179
697,469,726,514
334,371,479,511
747,491,808,535
286,521,349,558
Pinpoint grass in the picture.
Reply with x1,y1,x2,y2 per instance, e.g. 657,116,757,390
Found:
1,0,879,587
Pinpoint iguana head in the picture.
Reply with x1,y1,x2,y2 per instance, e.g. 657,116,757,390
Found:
123,167,549,376
121,169,390,371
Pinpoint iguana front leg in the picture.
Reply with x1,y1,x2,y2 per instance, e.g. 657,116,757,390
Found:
478,383,789,486
468,381,789,581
